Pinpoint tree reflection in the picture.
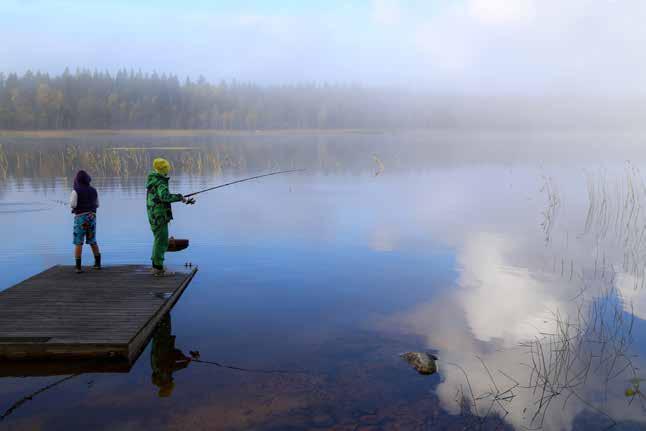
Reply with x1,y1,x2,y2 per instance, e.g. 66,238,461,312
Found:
0,131,447,180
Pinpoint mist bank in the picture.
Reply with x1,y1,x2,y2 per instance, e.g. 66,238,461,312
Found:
0,69,644,131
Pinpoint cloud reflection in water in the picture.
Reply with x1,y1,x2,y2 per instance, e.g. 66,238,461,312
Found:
383,167,646,430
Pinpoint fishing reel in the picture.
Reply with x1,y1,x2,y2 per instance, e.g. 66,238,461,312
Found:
184,197,196,205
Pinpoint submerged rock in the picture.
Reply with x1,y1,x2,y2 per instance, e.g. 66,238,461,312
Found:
400,352,438,375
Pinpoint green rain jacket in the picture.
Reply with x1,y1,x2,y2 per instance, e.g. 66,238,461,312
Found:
146,171,183,228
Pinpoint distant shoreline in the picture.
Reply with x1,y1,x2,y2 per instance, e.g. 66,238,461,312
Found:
1,127,644,140
0,129,395,139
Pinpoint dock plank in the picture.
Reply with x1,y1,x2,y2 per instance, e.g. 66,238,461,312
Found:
0,265,197,361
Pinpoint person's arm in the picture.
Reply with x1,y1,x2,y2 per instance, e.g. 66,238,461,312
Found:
69,190,78,209
95,194,100,209
156,182,183,203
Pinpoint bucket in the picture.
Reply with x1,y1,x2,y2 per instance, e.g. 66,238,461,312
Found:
167,237,189,252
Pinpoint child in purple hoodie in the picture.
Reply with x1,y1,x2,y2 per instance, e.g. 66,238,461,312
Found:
70,170,101,273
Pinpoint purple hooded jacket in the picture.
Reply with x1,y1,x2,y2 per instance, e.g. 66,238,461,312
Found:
72,170,98,215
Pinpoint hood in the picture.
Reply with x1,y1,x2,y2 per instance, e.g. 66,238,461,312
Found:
74,170,91,189
153,158,171,176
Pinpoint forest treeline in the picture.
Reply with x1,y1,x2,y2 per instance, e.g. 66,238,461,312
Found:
0,69,441,130
2,69,642,131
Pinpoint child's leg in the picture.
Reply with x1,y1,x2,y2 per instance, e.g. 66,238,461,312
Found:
90,243,101,268
73,215,84,273
151,223,169,270
86,214,100,269
74,244,83,272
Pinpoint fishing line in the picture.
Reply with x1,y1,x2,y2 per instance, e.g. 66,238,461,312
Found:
191,358,307,374
0,374,80,421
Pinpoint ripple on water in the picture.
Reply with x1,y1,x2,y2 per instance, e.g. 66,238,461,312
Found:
0,202,54,214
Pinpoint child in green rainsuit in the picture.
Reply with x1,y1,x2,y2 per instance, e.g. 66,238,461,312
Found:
146,158,194,276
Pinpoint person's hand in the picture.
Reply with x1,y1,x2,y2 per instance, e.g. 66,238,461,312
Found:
181,195,195,205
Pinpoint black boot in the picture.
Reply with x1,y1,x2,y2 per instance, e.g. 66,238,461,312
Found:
75,257,83,274
93,253,101,270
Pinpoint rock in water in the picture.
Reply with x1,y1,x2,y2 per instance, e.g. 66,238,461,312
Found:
401,352,438,375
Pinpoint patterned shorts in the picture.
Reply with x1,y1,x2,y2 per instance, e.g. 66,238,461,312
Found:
73,213,97,245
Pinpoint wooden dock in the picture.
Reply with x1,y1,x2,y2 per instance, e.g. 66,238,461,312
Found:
0,265,197,362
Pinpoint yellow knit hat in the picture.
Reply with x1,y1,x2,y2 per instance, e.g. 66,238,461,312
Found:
153,158,171,175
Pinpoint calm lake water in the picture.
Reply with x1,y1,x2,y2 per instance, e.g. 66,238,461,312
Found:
1,130,646,430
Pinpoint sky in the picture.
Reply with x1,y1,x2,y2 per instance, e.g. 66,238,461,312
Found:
1,0,645,95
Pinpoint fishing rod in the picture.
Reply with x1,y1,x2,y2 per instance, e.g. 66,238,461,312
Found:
183,168,304,199
46,169,303,208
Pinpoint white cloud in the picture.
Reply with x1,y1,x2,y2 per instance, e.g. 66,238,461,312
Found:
468,0,536,24
372,0,402,25
2,0,646,93
616,273,646,320
456,232,558,344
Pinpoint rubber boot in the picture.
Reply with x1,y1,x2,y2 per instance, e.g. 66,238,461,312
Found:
93,253,101,270
152,264,174,277
75,257,83,274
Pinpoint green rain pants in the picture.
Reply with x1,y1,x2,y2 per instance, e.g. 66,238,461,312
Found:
151,223,169,268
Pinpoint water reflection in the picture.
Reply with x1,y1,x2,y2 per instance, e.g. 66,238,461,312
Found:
385,166,646,430
0,312,190,422
150,313,191,398
2,132,646,429
0,374,80,422
3,130,646,181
